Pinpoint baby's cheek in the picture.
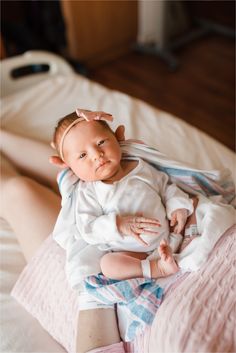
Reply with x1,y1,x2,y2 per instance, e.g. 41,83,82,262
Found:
74,167,87,180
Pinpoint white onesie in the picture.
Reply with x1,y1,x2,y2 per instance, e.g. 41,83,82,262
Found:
53,158,193,289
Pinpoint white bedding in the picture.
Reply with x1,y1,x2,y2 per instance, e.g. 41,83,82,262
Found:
1,67,235,352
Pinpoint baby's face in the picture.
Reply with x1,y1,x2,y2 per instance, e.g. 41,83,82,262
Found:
63,120,122,182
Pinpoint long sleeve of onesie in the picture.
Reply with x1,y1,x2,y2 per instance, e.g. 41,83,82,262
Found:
75,182,122,245
152,168,193,219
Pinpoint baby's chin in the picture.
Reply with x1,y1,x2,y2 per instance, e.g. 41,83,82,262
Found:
73,166,119,183
75,173,103,182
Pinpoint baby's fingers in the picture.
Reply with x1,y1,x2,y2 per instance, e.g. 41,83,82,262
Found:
135,217,161,226
139,222,161,229
175,219,185,234
141,229,160,236
170,214,177,227
131,223,159,236
131,232,148,246
174,214,187,233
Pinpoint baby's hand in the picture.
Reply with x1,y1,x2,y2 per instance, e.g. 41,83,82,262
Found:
116,215,161,246
170,208,188,234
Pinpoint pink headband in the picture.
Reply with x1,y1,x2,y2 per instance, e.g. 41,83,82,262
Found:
58,109,113,161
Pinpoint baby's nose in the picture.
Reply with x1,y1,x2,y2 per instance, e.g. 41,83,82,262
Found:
93,148,104,160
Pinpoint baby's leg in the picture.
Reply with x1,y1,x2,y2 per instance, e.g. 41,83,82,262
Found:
101,246,178,280
101,251,147,280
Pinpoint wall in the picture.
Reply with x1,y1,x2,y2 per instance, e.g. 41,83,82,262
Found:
61,0,138,67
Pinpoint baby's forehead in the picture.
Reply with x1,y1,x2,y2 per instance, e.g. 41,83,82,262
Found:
71,120,111,135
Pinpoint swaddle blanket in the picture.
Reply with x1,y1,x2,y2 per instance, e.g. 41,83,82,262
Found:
54,140,235,340
84,274,163,341
57,140,235,206
120,141,235,205
54,140,235,277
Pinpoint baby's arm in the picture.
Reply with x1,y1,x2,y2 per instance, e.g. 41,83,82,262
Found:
76,183,127,245
76,199,121,246
155,171,193,233
76,184,160,246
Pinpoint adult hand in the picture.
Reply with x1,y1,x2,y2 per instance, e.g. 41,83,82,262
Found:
116,215,161,246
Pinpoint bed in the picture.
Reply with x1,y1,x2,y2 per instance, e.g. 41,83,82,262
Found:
0,50,235,353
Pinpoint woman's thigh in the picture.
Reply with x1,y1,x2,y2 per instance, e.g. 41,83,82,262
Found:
2,175,61,262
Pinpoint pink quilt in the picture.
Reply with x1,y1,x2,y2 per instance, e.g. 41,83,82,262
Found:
12,225,236,353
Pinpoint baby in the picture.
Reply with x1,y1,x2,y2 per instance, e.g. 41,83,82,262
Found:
51,109,193,281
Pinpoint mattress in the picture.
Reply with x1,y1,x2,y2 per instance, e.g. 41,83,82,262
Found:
1,54,235,352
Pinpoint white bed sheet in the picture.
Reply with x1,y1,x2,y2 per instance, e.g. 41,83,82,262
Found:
1,72,235,352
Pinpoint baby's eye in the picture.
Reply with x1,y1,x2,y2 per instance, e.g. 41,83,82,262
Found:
98,139,105,146
79,152,86,159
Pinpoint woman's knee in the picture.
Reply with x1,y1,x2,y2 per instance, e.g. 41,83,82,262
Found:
2,176,39,207
1,176,35,218
5,175,36,195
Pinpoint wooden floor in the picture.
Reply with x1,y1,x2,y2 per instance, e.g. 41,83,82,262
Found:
89,34,235,152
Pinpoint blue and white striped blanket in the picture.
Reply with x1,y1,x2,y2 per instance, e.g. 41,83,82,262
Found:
120,141,235,205
84,273,163,341
57,140,235,205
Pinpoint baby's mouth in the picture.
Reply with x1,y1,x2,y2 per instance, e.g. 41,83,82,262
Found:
96,160,110,171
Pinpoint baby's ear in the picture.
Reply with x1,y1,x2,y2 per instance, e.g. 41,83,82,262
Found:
115,125,125,142
49,155,68,169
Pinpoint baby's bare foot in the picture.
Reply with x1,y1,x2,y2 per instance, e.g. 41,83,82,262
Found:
156,240,179,277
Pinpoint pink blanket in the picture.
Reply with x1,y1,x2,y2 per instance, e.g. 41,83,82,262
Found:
127,224,236,353
12,225,236,353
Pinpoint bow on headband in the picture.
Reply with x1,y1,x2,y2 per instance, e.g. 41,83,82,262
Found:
57,109,114,161
76,109,113,122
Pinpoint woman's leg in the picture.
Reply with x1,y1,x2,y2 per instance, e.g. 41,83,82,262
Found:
76,309,122,353
1,154,61,261
1,156,123,353
1,129,58,191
